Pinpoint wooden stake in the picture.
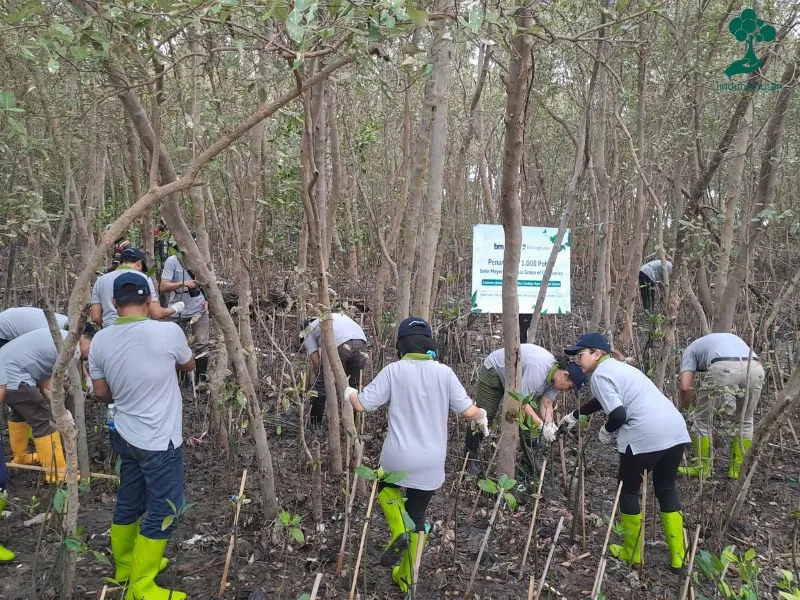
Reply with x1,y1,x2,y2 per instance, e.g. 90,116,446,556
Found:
591,480,623,596
518,458,548,579
99,585,108,600
309,572,323,600
5,461,116,480
639,471,647,579
464,486,506,599
680,525,702,600
591,557,607,600
348,479,379,600
558,438,569,496
410,529,425,598
534,516,564,599
335,467,362,576
527,573,536,600
218,469,248,599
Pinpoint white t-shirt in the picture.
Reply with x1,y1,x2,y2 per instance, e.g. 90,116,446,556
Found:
483,344,558,401
0,308,68,340
303,314,366,355
91,267,158,328
0,328,68,389
89,318,192,451
590,357,690,454
680,333,757,373
161,255,206,317
359,357,473,490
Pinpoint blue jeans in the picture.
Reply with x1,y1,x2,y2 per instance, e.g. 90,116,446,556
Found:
110,430,185,539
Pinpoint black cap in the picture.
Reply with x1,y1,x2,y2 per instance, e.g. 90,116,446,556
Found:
119,247,148,272
397,316,432,339
113,272,150,301
564,333,612,355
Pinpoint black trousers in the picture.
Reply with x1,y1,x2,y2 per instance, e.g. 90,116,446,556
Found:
519,313,533,343
617,443,687,514
379,482,435,532
310,339,367,423
639,272,656,312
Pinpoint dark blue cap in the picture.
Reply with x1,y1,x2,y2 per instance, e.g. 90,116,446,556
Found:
397,316,432,339
113,272,150,300
566,361,588,390
564,332,612,355
119,247,146,264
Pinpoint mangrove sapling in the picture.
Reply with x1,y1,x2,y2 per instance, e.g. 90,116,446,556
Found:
776,568,800,599
464,474,518,599
276,510,305,599
694,545,762,599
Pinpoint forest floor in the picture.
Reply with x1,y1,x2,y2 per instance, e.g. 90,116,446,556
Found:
1,306,799,600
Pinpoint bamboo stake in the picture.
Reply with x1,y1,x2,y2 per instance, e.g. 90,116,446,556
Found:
527,573,536,600
591,558,607,600
680,525,702,600
309,572,324,600
579,455,586,551
410,529,425,599
5,462,116,480
99,585,108,600
558,438,569,495
591,480,623,595
534,516,564,599
450,453,471,565
348,479,379,600
517,458,548,579
336,466,363,576
464,486,505,599
787,418,798,443
218,469,248,599
639,471,647,579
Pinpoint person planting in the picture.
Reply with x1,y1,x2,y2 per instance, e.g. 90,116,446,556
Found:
344,316,489,594
561,332,690,571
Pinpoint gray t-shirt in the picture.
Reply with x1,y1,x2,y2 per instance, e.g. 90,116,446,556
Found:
89,318,192,451
303,314,366,355
0,308,68,340
91,267,158,328
359,358,473,490
639,260,673,283
0,328,68,390
483,344,558,401
591,357,690,454
161,255,206,317
680,333,758,373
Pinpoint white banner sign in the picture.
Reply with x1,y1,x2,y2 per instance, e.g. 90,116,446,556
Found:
471,224,571,315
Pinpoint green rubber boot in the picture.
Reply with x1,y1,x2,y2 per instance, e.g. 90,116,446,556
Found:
728,436,752,480
609,512,642,564
392,531,427,593
111,522,169,583
0,494,15,563
124,535,185,600
378,486,409,566
678,435,711,477
661,511,685,571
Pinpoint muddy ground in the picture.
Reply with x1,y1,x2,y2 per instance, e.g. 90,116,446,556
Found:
1,309,798,600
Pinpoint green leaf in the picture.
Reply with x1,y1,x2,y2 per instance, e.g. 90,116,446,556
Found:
161,515,174,531
407,6,427,25
286,9,304,42
279,510,291,526
166,499,177,514
355,465,377,481
401,510,416,531
503,492,517,510
7,117,26,136
64,536,86,553
743,547,756,563
53,488,67,514
498,473,517,490
381,471,406,484
721,546,738,564
290,527,305,544
297,594,312,600
92,550,112,566
478,478,499,494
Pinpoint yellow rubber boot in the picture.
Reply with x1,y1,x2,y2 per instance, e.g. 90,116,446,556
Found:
33,432,67,483
661,511,685,571
609,512,643,564
392,531,426,593
7,420,39,465
125,535,185,600
678,435,711,477
0,495,15,563
111,522,169,583
378,486,409,566
728,437,752,480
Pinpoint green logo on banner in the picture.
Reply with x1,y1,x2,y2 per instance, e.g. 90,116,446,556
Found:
725,8,776,78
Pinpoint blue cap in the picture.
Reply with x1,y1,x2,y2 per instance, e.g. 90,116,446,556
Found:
566,361,588,390
564,333,612,355
397,316,432,339
113,272,150,301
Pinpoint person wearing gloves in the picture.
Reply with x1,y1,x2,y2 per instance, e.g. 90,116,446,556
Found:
91,247,184,328
0,326,93,482
343,316,489,594
561,333,690,571
464,344,586,476
89,272,194,599
678,333,764,480
0,443,15,563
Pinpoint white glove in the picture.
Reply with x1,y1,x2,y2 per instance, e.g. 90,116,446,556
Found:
73,346,82,361
598,425,616,447
66,409,75,427
472,407,490,437
85,378,94,394
170,301,186,316
559,411,579,431
344,386,358,403
541,422,558,443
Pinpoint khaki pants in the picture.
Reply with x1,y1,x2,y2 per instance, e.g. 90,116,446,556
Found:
6,384,74,438
172,311,210,354
691,360,765,438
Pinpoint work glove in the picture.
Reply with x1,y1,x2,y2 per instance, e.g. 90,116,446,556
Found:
170,301,186,316
85,378,94,395
344,386,359,403
559,411,580,432
597,425,616,447
471,407,490,437
541,422,558,443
